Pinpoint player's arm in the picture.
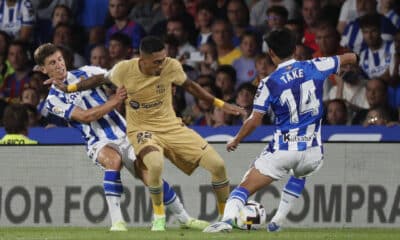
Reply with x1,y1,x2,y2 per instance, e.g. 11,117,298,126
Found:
226,111,264,152
44,74,112,93
70,87,126,124
181,79,246,116
338,53,358,66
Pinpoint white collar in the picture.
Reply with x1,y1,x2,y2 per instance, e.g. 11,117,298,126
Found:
277,59,296,70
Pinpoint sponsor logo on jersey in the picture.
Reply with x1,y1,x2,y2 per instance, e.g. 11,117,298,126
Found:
283,133,316,142
141,100,163,109
129,100,140,109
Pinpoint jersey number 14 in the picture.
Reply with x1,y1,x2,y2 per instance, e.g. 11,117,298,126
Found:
280,80,320,123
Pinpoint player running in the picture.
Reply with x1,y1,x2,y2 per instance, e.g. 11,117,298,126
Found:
203,28,358,232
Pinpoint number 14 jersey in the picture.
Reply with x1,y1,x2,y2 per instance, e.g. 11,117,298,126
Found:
254,57,339,151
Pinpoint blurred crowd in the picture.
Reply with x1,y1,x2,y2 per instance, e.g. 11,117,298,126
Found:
0,0,400,135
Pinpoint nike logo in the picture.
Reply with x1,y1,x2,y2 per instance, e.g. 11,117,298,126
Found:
201,144,208,150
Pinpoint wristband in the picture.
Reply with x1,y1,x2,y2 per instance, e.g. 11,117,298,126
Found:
67,83,78,92
213,98,225,108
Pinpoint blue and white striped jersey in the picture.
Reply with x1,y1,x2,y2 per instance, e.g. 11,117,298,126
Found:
45,66,126,147
359,40,393,79
0,0,34,38
384,9,400,29
254,57,339,151
340,15,397,54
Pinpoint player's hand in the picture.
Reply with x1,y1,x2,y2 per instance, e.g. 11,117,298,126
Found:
114,87,127,102
222,103,247,116
43,78,68,92
226,137,239,152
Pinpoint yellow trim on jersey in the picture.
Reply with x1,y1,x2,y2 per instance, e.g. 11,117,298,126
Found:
0,134,38,145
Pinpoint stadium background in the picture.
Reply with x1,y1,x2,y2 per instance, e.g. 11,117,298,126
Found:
1,126,400,228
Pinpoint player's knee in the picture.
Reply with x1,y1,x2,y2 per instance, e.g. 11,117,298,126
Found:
98,148,123,170
141,149,164,174
210,159,227,179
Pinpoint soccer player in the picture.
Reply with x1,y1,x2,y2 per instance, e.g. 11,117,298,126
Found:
203,28,358,233
47,36,246,231
35,43,209,231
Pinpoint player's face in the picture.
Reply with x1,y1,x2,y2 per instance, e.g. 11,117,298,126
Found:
141,49,167,76
42,51,67,80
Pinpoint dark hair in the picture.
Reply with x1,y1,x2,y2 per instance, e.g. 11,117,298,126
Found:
163,34,180,48
55,45,74,70
110,32,132,48
34,43,59,66
197,0,217,16
328,99,347,111
140,36,165,54
266,5,289,21
3,104,29,134
9,40,32,61
265,28,296,59
216,65,237,84
237,82,256,95
52,4,73,20
359,13,381,30
240,30,258,43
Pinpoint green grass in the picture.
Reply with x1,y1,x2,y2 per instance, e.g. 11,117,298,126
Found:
0,227,399,240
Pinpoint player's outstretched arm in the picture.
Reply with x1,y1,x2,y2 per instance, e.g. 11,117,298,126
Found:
227,111,264,152
44,74,112,93
338,53,358,66
182,79,247,116
70,87,126,123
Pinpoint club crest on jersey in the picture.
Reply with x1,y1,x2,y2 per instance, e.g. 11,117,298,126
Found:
129,100,140,109
52,106,64,115
285,65,293,70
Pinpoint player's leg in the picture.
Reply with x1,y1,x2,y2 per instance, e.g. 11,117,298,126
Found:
138,146,166,231
268,146,323,232
198,148,230,219
268,176,306,232
203,167,273,232
131,160,209,230
96,145,126,231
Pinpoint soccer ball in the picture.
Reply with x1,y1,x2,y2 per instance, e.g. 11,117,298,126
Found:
235,200,266,230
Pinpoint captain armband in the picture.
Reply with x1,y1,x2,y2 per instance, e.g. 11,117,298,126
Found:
67,83,78,93
213,98,225,108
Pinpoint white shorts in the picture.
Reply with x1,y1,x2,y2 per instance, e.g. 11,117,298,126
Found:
87,137,136,171
253,146,323,180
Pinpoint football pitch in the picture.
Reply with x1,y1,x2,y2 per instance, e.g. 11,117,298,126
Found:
1,227,400,240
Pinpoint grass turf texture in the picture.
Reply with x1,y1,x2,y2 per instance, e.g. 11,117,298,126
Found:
1,228,400,240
